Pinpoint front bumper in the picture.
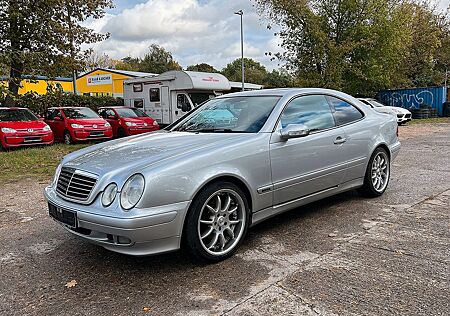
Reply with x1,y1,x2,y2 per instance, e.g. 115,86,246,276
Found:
44,185,190,256
397,113,412,123
1,132,54,148
72,129,113,141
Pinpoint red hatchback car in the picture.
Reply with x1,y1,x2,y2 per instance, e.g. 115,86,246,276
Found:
98,106,159,138
0,107,54,150
44,107,113,144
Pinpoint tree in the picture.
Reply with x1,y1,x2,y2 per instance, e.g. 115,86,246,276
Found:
255,0,417,95
265,69,293,88
82,50,117,72
186,63,218,73
138,44,182,74
115,57,142,72
0,0,113,105
222,58,269,85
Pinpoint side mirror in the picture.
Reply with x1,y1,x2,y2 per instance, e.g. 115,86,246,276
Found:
280,124,310,140
181,103,191,112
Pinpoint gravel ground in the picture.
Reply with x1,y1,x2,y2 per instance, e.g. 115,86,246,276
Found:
0,122,449,315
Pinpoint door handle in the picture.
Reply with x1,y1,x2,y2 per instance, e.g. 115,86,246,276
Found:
334,136,347,145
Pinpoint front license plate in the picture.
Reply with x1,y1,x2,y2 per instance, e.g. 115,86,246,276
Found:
48,202,77,228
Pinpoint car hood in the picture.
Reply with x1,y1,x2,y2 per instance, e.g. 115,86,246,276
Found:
67,118,107,125
63,131,252,175
383,106,411,114
0,120,47,129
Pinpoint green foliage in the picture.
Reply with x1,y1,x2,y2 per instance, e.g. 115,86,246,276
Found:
116,45,182,74
1,90,123,116
221,57,293,87
186,63,219,73
256,0,450,95
0,0,113,98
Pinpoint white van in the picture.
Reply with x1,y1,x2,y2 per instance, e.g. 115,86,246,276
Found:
123,70,231,125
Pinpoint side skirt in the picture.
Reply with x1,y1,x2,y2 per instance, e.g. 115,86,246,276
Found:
250,178,364,227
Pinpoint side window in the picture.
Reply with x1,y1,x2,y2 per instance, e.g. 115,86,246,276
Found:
150,88,160,102
327,96,363,125
45,109,53,120
134,99,144,108
106,109,116,117
133,83,143,92
177,94,192,111
55,110,63,120
281,95,335,131
98,109,106,118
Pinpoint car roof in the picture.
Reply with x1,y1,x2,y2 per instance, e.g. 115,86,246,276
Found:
0,107,28,110
48,107,89,109
216,88,358,99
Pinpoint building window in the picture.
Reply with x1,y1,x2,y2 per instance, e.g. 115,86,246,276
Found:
133,83,143,92
150,88,160,102
134,99,144,108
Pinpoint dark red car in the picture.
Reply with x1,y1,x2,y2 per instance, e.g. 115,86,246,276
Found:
98,106,159,138
44,107,113,144
0,107,54,150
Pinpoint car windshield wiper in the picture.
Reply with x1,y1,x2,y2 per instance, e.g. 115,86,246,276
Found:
186,128,241,133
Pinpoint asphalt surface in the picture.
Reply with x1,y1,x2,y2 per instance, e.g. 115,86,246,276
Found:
0,123,449,316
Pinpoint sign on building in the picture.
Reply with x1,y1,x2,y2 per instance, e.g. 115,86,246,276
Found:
86,74,113,86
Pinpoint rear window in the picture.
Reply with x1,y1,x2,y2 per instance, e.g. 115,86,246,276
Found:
0,109,38,122
63,108,100,119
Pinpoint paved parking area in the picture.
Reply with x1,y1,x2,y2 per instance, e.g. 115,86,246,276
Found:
0,123,449,315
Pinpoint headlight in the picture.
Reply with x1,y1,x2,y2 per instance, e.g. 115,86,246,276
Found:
392,108,402,114
120,174,145,210
102,183,118,207
71,123,84,129
125,122,136,127
43,125,51,132
1,127,17,133
52,163,62,187
153,121,159,126
104,122,111,128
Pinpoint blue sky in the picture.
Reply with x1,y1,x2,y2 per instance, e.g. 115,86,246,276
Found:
86,0,281,70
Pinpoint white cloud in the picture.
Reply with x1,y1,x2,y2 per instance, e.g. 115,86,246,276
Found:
84,0,282,71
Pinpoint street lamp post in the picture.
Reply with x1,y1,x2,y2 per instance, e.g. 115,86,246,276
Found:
234,10,244,91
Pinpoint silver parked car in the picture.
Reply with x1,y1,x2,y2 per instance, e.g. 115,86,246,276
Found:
45,89,401,262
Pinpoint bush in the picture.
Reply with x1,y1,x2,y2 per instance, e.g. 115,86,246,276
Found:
2,89,123,115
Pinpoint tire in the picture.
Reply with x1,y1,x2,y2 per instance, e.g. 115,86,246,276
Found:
358,147,390,197
184,181,250,262
64,131,73,145
118,128,126,138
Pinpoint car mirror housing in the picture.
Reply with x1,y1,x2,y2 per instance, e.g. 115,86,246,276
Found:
280,124,310,140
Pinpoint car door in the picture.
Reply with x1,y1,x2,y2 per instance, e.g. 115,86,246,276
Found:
326,95,369,182
104,109,120,137
45,109,65,141
269,94,348,205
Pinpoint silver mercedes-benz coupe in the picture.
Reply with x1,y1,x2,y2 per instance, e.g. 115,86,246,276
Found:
45,88,400,262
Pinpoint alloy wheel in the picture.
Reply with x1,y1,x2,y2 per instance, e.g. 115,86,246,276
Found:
197,189,246,256
371,152,389,193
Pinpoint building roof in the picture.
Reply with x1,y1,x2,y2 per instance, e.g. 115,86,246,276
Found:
0,75,72,82
77,68,158,79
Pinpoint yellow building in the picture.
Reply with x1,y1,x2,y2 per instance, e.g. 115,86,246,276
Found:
76,68,157,98
0,75,74,95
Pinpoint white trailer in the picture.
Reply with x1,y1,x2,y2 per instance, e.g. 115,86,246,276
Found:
123,70,231,125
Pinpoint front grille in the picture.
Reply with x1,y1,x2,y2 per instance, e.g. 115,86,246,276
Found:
397,114,403,118
56,167,98,201
23,135,42,143
405,114,411,118
89,131,104,137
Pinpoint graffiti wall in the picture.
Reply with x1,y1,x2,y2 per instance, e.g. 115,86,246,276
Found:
376,87,445,116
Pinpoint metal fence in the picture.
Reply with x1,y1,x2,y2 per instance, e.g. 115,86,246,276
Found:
377,87,446,116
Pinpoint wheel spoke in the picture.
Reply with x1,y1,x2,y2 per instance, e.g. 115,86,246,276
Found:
206,204,216,214
224,227,235,240
229,219,241,225
223,195,231,212
208,232,219,249
215,195,222,212
228,206,238,215
219,233,226,250
200,219,214,225
201,227,214,239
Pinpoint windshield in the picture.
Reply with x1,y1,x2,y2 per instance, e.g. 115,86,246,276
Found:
0,109,38,122
116,108,148,118
63,108,100,119
172,96,280,133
